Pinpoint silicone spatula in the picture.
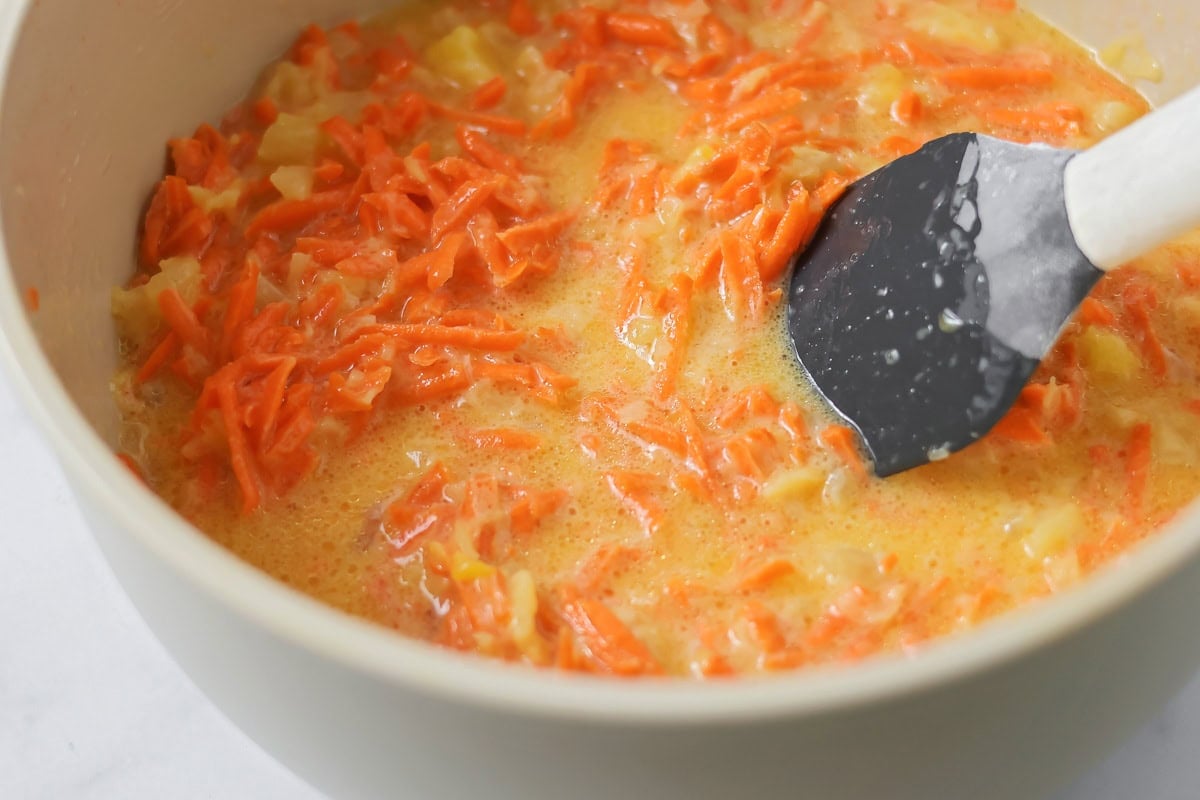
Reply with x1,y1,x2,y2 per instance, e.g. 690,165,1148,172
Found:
786,85,1200,476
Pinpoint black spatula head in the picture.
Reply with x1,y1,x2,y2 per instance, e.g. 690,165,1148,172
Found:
787,133,1101,476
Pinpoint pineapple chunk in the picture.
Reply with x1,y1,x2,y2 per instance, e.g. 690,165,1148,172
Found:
1092,100,1141,134
451,550,497,582
258,113,321,166
507,569,540,646
1078,326,1139,385
1171,295,1200,329
780,146,840,185
187,184,242,216
1043,551,1082,591
762,466,827,501
1100,34,1163,83
1022,503,1086,560
746,21,795,52
514,45,568,116
111,256,202,343
269,165,315,201
261,61,322,111
749,2,828,51
858,64,906,116
906,2,1002,52
424,26,500,89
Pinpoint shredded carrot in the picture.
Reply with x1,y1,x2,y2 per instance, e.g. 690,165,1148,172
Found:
245,193,344,240
508,0,541,35
741,601,788,652
603,470,665,534
253,97,279,125
156,288,210,357
24,286,39,312
135,332,181,384
989,406,1049,445
1120,279,1169,377
890,89,922,126
467,428,543,450
736,559,797,592
1078,297,1116,327
456,127,520,177
577,543,643,594
429,104,527,137
936,66,1055,91
759,191,818,283
819,425,867,477
604,12,683,51
469,76,508,111
1124,423,1152,516
532,62,609,139
559,586,664,676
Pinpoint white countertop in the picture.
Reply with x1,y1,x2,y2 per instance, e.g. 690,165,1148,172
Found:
3,369,1200,800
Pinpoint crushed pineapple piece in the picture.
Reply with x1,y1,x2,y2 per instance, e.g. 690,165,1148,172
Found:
1092,100,1141,133
451,550,497,582
270,165,315,201
258,113,321,166
1079,327,1140,385
111,256,202,342
187,184,242,216
261,61,322,111
762,466,827,500
906,2,1002,52
514,46,568,116
1022,503,1086,560
781,146,840,185
507,569,539,646
424,26,500,89
1100,34,1163,83
858,64,906,115
1171,295,1200,329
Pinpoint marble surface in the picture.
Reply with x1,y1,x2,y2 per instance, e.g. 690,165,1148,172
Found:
3,369,1200,800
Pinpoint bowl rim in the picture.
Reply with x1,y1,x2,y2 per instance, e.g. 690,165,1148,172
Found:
3,0,1200,728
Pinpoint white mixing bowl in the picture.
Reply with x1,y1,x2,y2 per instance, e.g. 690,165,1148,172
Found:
1,2,1198,798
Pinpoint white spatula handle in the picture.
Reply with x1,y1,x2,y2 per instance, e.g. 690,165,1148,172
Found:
1064,84,1200,271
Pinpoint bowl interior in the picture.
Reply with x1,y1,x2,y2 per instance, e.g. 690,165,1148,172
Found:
1,0,1199,720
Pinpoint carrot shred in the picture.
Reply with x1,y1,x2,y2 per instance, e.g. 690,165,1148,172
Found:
604,12,683,51
603,470,666,534
135,332,181,384
244,193,344,240
467,428,543,450
156,288,210,357
508,0,541,35
470,76,508,111
989,406,1049,445
736,559,797,592
1078,297,1116,326
1124,423,1152,517
559,585,664,676
819,425,868,477
890,90,922,126
429,103,527,137
935,66,1055,91
760,191,818,283
456,127,521,176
